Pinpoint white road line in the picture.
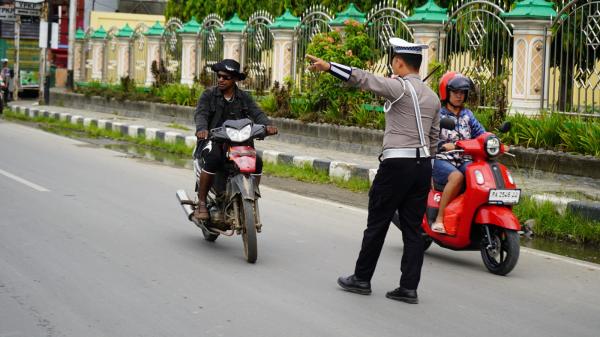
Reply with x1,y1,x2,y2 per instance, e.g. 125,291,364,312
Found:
0,168,50,192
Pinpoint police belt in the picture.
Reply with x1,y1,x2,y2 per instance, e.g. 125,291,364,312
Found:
380,147,430,160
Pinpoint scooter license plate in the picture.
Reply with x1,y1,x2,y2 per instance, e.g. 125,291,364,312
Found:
488,189,521,205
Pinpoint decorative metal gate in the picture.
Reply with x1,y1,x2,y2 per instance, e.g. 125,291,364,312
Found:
130,24,148,86
83,28,94,82
104,27,119,84
442,0,513,110
366,0,414,76
292,5,333,92
241,11,274,94
199,14,224,87
161,18,183,82
545,0,600,115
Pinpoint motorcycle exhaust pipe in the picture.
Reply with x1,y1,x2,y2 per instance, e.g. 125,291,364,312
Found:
176,189,195,221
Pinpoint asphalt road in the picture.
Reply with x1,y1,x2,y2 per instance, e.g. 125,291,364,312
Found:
1,120,599,337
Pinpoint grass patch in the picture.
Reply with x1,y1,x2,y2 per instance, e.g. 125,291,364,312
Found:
514,196,600,244
166,123,191,131
263,162,370,193
2,109,192,156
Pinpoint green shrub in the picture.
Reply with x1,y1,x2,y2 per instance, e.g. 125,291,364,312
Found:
301,20,376,123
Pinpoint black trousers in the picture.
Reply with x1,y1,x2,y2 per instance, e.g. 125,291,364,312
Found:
354,157,431,290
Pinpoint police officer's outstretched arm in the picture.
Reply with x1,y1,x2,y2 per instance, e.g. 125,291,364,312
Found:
194,89,212,139
306,54,405,101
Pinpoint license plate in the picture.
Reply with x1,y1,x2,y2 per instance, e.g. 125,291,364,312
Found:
488,189,521,205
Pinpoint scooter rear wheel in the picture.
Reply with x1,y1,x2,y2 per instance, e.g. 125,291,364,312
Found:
480,227,519,276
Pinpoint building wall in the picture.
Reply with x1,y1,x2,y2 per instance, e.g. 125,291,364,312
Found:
90,11,164,31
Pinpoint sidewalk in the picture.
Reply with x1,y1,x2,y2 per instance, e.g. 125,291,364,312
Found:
8,100,600,217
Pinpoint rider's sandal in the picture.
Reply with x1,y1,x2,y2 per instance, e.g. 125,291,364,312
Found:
194,202,210,221
431,222,447,234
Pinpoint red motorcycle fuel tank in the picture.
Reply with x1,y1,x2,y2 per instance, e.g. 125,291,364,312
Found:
228,146,257,173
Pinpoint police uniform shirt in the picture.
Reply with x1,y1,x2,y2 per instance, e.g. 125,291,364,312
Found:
329,65,440,155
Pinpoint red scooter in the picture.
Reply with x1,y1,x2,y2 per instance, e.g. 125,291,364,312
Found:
395,121,521,275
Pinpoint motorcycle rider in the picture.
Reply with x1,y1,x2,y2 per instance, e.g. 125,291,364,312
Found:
431,72,485,234
193,59,277,221
1,58,11,105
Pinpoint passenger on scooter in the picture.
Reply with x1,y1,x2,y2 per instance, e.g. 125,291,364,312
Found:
431,72,485,234
193,59,278,221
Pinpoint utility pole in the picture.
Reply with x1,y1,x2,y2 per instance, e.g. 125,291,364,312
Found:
45,0,53,104
14,15,20,101
67,0,76,89
38,1,48,104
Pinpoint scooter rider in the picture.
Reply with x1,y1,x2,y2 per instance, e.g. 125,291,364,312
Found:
307,37,440,304
431,72,485,234
193,59,278,221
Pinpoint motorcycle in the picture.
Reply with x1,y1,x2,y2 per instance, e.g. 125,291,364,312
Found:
0,74,5,114
393,119,521,275
176,118,271,263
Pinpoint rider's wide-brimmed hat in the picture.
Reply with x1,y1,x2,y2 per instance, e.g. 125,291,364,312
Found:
211,59,247,81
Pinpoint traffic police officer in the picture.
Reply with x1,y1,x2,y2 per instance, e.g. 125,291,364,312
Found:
307,37,440,304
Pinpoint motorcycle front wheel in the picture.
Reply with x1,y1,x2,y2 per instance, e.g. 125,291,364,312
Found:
480,226,520,276
240,198,257,263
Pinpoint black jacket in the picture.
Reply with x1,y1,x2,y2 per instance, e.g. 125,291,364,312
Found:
194,85,271,132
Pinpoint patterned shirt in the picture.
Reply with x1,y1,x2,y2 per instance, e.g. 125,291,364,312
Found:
436,107,485,166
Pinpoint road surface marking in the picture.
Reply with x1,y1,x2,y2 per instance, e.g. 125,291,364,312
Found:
0,168,50,192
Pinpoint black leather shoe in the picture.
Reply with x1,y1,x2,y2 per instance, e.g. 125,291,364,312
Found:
337,275,371,295
385,287,418,304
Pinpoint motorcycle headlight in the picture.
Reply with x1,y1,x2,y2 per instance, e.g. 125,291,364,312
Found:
485,136,501,157
225,124,252,142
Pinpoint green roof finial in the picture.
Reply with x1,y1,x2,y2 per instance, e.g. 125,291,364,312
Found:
404,0,448,24
178,16,201,34
220,13,246,33
269,9,301,29
75,28,85,40
91,25,107,39
330,3,366,26
145,21,164,36
115,23,134,38
502,0,557,20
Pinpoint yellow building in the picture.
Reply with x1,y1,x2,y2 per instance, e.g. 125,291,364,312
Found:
90,11,165,31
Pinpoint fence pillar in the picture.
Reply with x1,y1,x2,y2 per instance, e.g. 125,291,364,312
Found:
144,21,164,86
74,28,85,82
404,0,448,80
220,13,246,62
178,18,201,86
269,9,300,86
90,26,107,81
115,24,134,80
503,0,556,115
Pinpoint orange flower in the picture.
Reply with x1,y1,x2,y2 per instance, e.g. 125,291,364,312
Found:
345,49,353,57
327,37,334,43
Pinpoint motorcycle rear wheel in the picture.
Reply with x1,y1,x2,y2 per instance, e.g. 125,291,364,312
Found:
240,198,257,263
480,227,519,276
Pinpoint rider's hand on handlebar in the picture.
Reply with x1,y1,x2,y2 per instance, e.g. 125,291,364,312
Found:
266,125,278,136
196,130,209,139
441,143,456,151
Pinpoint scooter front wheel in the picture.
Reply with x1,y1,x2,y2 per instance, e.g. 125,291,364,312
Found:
240,198,257,263
480,227,519,276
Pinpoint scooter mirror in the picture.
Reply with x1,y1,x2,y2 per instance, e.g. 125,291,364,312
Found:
440,117,456,130
498,121,512,133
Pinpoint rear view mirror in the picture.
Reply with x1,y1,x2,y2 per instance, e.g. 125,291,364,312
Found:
498,121,511,133
440,117,456,130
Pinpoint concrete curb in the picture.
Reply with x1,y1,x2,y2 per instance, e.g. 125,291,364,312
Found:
8,103,600,221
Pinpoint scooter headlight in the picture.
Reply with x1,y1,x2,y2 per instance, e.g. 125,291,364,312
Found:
485,136,501,157
225,125,252,142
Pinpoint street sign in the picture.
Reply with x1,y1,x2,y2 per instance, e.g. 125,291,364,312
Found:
0,4,15,21
15,0,43,17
